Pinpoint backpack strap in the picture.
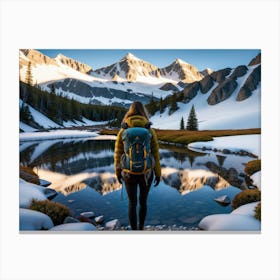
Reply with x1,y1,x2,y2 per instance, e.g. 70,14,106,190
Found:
121,121,152,129
145,122,152,129
121,122,129,129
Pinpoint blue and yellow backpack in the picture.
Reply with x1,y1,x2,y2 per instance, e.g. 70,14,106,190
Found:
121,123,154,175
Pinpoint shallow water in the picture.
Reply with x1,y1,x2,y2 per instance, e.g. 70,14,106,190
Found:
20,138,253,228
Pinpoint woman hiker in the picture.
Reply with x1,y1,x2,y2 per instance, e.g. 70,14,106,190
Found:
114,101,161,230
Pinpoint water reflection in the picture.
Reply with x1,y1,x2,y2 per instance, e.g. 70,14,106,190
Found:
20,138,251,197
20,138,253,227
161,167,229,195
35,168,121,196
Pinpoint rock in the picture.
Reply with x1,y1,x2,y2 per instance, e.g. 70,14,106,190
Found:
95,215,105,223
207,78,238,105
80,211,95,218
105,219,120,230
182,81,200,102
214,195,231,206
222,149,231,154
248,53,261,66
63,216,80,224
236,65,261,101
199,75,214,94
159,82,179,92
39,179,51,187
210,68,232,83
229,65,248,80
43,188,58,200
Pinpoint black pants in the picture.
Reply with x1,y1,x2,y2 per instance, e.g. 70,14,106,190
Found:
123,172,153,230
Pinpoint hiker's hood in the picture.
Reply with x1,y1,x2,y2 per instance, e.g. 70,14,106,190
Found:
124,115,150,128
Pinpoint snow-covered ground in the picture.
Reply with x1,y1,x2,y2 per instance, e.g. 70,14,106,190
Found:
199,202,260,231
20,99,109,132
19,129,99,141
151,65,261,130
19,176,261,231
188,134,261,158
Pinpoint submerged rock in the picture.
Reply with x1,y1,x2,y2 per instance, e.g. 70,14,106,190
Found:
214,195,231,206
80,211,95,218
63,216,80,224
95,215,105,223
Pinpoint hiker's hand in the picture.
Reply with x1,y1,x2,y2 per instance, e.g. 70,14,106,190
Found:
117,174,122,185
154,176,160,187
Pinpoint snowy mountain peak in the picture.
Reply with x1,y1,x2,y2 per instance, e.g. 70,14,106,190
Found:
160,59,203,83
200,68,214,77
122,52,140,61
55,54,92,73
175,58,189,65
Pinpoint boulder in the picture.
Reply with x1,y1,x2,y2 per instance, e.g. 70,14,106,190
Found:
105,219,120,230
80,211,95,218
95,215,105,223
39,179,52,187
214,195,231,206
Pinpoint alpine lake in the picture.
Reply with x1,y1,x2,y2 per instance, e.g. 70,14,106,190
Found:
20,135,254,230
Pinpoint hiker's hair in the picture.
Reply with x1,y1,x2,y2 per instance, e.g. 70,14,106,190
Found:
122,101,150,122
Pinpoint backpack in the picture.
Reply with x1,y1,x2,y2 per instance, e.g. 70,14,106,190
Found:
120,125,154,175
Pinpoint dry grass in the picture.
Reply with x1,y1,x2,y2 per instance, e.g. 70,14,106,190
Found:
231,189,261,209
20,165,40,185
100,128,261,146
245,159,261,175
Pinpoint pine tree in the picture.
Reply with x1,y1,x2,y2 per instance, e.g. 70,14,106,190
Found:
186,105,198,130
25,62,33,86
180,116,185,130
159,97,164,115
148,96,157,115
169,93,178,115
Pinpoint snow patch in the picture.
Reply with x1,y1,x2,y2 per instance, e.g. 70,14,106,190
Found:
49,223,97,231
20,208,54,230
19,178,48,208
198,214,260,231
188,134,261,158
19,129,99,142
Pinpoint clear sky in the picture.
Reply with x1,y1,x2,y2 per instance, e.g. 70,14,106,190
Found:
37,49,260,71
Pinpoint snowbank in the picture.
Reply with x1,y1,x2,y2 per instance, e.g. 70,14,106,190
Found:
188,134,261,158
198,214,260,231
19,178,48,208
198,202,260,231
20,121,38,132
19,100,61,129
49,223,97,231
20,208,54,230
19,129,99,142
251,171,261,190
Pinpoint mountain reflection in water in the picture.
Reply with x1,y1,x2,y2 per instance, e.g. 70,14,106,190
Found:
20,138,252,196
20,138,255,227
